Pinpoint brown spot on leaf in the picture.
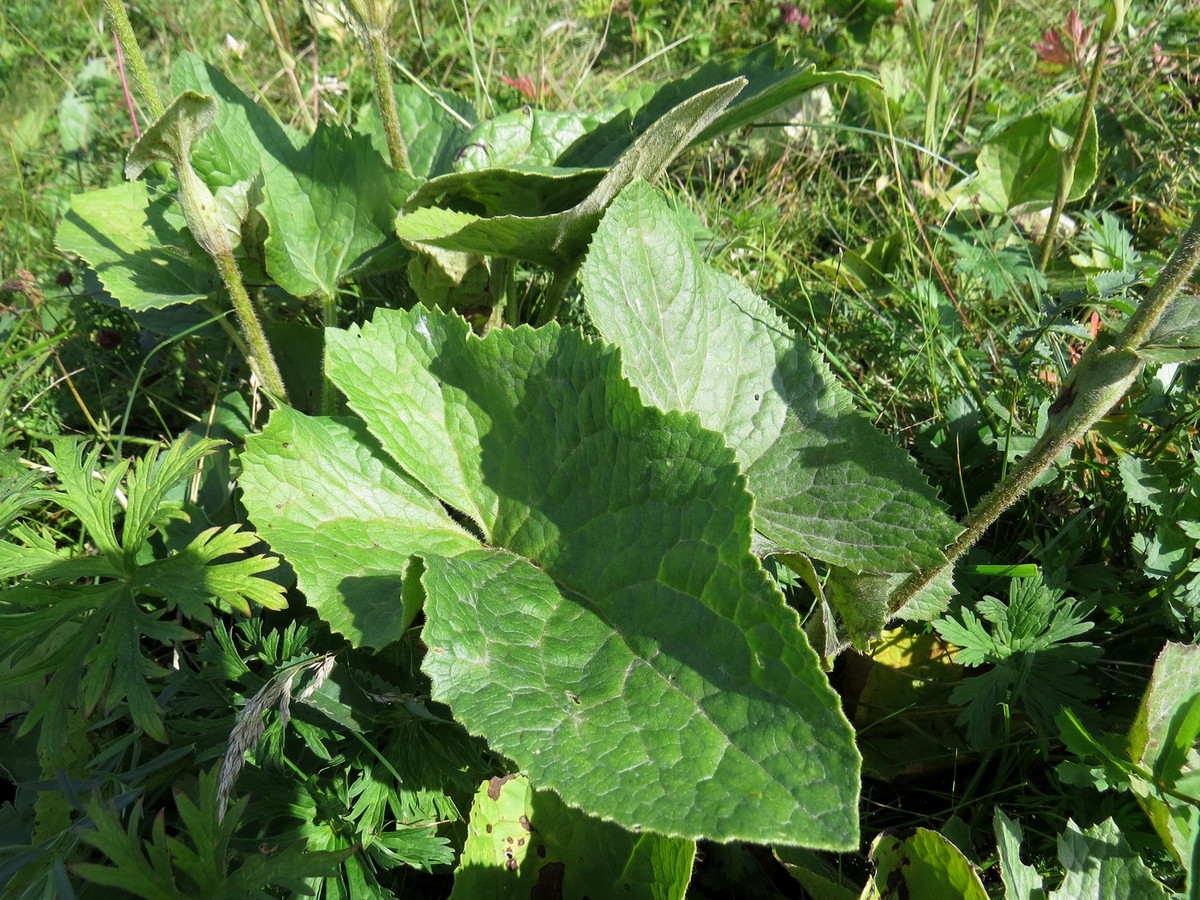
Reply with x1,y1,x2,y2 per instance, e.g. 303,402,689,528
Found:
530,861,565,900
519,815,533,832
487,775,515,800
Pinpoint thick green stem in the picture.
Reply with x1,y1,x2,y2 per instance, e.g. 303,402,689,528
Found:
890,208,1200,614
366,27,411,174
102,0,164,120
534,258,584,327
211,251,288,403
1036,14,1116,272
213,251,289,404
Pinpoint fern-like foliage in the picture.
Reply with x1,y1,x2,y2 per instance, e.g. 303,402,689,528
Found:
0,439,286,760
935,576,1101,748
73,767,351,899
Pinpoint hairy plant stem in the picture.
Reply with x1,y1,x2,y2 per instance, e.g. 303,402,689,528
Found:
102,0,164,120
366,28,411,174
890,209,1200,614
212,249,289,404
1036,13,1116,272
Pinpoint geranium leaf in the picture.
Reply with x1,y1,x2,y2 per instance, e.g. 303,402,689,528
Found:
582,181,958,575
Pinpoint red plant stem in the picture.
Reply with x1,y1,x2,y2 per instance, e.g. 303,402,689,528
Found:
112,28,141,137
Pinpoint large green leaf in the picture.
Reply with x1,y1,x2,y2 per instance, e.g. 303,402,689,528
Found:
357,83,476,180
241,304,860,847
866,828,988,899
258,123,411,298
395,79,744,272
582,181,957,575
397,168,606,269
1051,819,1165,899
450,775,693,898
238,409,478,648
1128,642,1200,873
55,182,218,310
1137,298,1200,364
173,54,411,297
455,107,611,171
403,166,604,219
558,44,878,168
171,53,306,188
973,96,1098,213
993,809,1046,900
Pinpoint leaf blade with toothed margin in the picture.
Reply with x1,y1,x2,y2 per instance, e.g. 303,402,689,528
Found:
582,180,958,576
244,304,861,847
240,408,478,648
